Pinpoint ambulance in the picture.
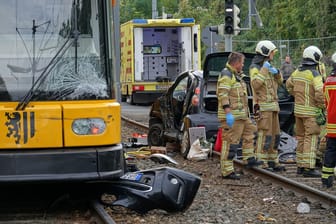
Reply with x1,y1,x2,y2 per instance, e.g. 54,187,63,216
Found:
120,18,201,104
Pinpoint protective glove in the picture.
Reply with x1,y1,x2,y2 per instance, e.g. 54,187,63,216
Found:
263,61,279,75
316,108,326,125
225,113,235,128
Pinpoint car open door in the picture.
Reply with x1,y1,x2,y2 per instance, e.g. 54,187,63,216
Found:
160,72,197,130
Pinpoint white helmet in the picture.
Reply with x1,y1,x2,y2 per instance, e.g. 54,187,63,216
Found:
331,52,336,64
302,46,322,63
255,40,277,57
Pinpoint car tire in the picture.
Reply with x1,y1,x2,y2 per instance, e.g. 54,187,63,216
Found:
180,127,190,158
148,123,164,146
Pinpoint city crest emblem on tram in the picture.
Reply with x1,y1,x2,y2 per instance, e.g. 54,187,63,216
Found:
5,112,35,144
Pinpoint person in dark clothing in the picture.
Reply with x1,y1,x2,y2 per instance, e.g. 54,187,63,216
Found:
321,52,336,188
280,55,295,81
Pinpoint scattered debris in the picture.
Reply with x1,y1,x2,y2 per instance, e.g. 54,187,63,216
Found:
257,213,276,222
297,202,310,214
187,138,211,161
150,146,167,154
149,153,178,165
165,142,180,152
125,147,177,165
125,133,148,147
263,197,273,202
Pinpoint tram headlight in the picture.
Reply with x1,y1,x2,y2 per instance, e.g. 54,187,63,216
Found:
72,118,106,135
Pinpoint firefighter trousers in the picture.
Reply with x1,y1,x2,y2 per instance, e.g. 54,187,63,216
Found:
322,137,336,180
295,116,320,169
220,119,257,176
255,111,281,165
316,125,327,163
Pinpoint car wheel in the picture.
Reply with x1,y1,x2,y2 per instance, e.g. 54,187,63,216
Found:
148,123,164,146
180,127,190,158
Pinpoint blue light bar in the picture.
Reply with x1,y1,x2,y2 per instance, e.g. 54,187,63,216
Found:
133,19,148,24
180,18,195,23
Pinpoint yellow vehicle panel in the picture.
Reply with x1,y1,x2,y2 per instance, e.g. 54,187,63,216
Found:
62,101,121,147
0,105,63,148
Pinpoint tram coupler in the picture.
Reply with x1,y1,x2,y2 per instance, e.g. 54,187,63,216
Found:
102,167,201,214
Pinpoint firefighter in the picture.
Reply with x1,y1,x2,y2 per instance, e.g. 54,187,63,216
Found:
316,61,328,167
249,40,285,172
217,52,263,180
318,62,327,82
286,46,324,177
316,127,327,168
321,52,336,188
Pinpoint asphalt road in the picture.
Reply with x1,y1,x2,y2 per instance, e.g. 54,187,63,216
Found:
120,102,151,124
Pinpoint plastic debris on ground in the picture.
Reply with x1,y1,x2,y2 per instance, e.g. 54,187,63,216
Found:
125,146,177,165
149,153,178,165
262,197,277,204
257,213,277,222
297,202,310,214
123,133,148,148
187,137,211,161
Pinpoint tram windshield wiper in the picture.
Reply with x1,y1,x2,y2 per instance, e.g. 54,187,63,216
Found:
16,0,80,111
15,37,73,110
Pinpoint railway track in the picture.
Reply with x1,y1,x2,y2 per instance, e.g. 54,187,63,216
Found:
1,117,145,224
122,115,336,209
0,184,117,223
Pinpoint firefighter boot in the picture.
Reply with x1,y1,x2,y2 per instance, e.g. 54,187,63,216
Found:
268,161,286,172
315,159,323,168
322,176,334,188
297,167,304,175
222,172,241,180
246,157,264,168
302,168,321,178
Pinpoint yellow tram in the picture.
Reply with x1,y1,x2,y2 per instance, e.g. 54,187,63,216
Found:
0,0,123,182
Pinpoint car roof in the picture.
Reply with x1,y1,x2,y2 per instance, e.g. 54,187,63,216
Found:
203,52,256,80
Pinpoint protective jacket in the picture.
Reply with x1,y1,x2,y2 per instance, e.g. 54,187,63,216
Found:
323,70,336,137
286,65,324,117
217,63,249,120
250,62,282,112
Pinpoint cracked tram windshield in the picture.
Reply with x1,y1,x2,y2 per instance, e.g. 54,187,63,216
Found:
0,0,110,102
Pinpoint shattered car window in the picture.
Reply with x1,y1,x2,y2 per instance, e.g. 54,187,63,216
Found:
173,76,188,101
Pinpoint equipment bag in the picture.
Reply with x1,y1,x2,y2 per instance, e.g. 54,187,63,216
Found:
214,128,222,152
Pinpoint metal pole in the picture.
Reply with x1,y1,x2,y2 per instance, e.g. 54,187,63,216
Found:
114,0,121,103
152,0,158,19
225,35,233,52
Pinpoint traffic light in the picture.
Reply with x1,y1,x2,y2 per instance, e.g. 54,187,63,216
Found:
209,24,225,37
224,0,234,35
233,4,240,35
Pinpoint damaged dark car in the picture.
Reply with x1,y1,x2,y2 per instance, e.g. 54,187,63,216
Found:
148,52,295,158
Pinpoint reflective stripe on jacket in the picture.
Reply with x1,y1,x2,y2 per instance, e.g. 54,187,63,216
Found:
286,66,324,117
217,64,249,120
324,74,336,137
250,64,282,112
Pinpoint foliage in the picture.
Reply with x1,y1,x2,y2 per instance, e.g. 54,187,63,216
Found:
119,0,336,64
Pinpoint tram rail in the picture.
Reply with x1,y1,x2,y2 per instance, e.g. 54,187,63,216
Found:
122,115,336,210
